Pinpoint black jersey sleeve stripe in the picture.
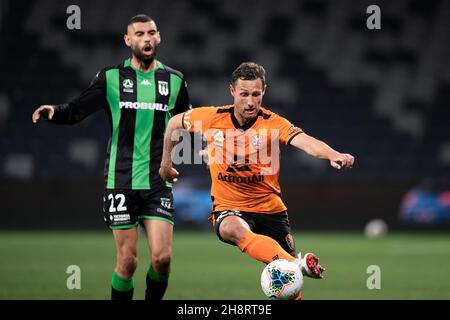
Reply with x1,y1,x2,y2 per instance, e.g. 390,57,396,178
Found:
287,131,304,145
162,63,191,114
173,78,191,114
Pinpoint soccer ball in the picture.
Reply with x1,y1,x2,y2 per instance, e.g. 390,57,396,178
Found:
260,259,303,300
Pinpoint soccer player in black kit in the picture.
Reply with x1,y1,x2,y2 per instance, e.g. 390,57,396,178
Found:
32,14,191,300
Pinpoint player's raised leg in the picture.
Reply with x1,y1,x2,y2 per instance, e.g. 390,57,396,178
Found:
142,219,173,301
218,214,296,263
111,228,138,300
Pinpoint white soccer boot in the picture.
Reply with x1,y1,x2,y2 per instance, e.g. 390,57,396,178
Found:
296,252,325,279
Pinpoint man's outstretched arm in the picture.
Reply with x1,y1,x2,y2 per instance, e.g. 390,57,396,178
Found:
32,70,106,125
290,133,355,170
159,113,185,183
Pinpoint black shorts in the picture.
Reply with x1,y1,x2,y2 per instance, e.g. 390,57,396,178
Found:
103,188,174,229
210,210,296,255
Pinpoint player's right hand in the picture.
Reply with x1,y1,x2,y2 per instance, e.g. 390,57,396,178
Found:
159,166,179,183
330,152,354,170
32,105,54,123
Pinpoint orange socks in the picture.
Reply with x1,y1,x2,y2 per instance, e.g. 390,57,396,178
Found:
237,230,295,264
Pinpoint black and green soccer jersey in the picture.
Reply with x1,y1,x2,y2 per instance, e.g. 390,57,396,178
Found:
51,58,191,190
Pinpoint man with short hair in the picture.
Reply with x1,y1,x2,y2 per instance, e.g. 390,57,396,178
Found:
32,14,191,300
159,62,354,299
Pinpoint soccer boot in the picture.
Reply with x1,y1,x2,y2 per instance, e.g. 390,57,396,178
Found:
296,252,325,279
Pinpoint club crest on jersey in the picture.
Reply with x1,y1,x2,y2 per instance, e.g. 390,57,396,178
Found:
158,81,169,96
122,79,134,93
289,124,300,134
251,134,263,149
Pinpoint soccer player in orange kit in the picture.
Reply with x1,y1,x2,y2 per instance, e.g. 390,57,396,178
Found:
159,62,355,299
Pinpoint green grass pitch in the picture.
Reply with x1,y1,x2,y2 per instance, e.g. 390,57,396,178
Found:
1,231,450,300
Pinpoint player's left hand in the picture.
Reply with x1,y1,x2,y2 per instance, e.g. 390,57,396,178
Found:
159,166,179,183
330,153,354,170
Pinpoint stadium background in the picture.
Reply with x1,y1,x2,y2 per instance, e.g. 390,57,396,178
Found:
1,0,449,299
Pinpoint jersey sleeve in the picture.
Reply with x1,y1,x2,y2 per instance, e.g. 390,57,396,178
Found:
172,77,192,114
51,69,108,124
181,107,216,133
273,114,303,145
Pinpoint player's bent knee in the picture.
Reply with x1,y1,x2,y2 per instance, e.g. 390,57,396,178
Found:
121,254,138,269
152,252,171,269
219,217,249,245
218,223,234,243
116,253,138,277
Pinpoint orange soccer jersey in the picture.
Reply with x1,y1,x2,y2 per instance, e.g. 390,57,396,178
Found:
182,105,303,214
